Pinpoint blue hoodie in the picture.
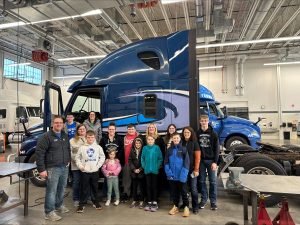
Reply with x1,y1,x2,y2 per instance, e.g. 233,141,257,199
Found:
164,142,190,183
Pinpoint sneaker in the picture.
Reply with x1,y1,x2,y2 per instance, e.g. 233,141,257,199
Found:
76,206,85,213
105,200,110,206
130,201,138,208
211,203,218,210
121,193,129,203
55,205,69,213
114,200,120,206
45,211,62,221
74,201,80,207
169,205,179,215
139,201,144,209
199,201,207,209
192,208,199,214
93,202,103,210
144,202,152,211
183,206,190,217
151,202,158,212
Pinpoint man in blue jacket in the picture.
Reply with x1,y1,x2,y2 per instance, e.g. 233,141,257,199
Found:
36,115,71,221
165,132,190,217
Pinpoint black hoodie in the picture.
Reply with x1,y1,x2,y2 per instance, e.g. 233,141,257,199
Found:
196,125,219,163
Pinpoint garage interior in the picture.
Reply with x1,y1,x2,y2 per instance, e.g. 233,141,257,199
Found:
1,0,300,224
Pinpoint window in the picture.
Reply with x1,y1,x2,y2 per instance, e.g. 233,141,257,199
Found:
16,106,28,119
0,109,6,119
3,58,42,85
137,51,160,70
144,94,157,117
27,107,40,117
227,107,249,120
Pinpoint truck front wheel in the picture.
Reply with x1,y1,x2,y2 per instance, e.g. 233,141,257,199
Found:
225,136,248,149
28,154,46,187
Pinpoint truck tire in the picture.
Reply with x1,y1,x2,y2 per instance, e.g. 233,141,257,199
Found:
235,154,286,207
225,136,248,149
28,154,46,187
233,153,261,167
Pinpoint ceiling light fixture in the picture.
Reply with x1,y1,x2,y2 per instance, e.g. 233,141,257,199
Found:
264,61,300,66
7,62,31,67
57,55,107,61
196,36,300,49
0,9,103,29
161,0,187,4
199,65,223,70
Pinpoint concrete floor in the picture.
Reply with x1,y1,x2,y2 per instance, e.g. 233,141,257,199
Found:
1,141,300,225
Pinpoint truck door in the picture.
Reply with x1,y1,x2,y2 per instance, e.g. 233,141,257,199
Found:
43,80,64,132
200,102,222,135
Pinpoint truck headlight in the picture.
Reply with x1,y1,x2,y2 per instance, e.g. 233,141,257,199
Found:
251,131,259,137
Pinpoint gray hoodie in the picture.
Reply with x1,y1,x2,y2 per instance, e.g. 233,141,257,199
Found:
75,141,105,173
70,137,86,171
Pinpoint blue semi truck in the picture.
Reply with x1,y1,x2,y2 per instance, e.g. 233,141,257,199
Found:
17,30,298,207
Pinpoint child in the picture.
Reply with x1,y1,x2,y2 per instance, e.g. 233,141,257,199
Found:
128,137,144,208
101,147,121,206
141,135,163,212
165,132,190,217
64,113,79,139
75,130,105,213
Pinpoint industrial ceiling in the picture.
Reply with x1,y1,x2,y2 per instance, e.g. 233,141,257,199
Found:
0,0,300,70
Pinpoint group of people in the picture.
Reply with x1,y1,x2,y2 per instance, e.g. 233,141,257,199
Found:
36,111,220,221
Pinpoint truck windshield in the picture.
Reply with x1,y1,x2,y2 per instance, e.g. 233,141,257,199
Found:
27,107,40,117
215,105,224,118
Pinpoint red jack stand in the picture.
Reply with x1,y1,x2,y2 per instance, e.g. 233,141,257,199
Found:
272,197,295,225
258,195,272,225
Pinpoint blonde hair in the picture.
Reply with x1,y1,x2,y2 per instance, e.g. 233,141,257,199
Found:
146,123,159,139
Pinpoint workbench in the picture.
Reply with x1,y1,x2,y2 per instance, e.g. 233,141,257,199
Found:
0,162,36,216
220,173,300,225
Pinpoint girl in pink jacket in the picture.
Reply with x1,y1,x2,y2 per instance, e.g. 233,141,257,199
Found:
102,147,122,206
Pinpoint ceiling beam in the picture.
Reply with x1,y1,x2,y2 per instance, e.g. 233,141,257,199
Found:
139,8,157,37
158,1,172,33
182,1,190,30
115,6,142,40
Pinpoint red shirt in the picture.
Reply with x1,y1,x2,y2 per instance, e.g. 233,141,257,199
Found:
124,132,138,165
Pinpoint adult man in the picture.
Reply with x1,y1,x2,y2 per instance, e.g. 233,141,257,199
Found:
196,114,219,210
64,113,79,139
36,115,71,221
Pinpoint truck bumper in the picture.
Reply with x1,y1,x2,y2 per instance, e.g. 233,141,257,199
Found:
249,137,261,149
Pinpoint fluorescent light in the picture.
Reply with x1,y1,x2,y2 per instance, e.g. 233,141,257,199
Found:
0,21,27,29
53,75,84,79
199,65,223,70
7,62,31,67
57,55,106,61
80,9,102,16
264,61,300,66
196,36,300,49
161,0,187,4
0,9,102,30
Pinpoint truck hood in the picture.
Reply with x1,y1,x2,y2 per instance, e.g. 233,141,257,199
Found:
223,116,260,133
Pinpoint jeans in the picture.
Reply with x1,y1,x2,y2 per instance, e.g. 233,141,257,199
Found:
72,170,80,201
170,180,189,207
107,177,120,201
188,172,199,209
45,166,69,214
199,160,217,204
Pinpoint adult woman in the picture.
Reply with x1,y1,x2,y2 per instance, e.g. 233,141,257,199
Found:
70,124,87,206
83,111,102,143
163,124,177,150
182,126,201,214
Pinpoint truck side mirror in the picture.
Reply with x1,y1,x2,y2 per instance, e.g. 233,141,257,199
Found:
19,116,28,124
222,106,228,117
39,99,44,119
